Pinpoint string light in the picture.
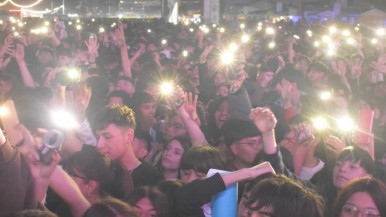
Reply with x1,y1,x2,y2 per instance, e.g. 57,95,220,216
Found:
0,0,43,8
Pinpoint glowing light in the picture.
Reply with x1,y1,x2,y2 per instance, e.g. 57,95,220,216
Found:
322,35,331,43
293,35,300,40
355,27,359,31
67,68,80,81
76,24,82,30
189,28,194,32
159,81,174,96
44,21,49,26
376,28,385,36
312,116,329,130
200,25,210,34
51,110,79,130
220,50,235,65
118,14,123,19
342,30,351,37
147,29,152,33
91,18,95,22
336,116,354,132
329,26,337,34
0,20,3,25
268,41,276,49
219,27,225,33
241,34,250,43
229,43,238,51
257,25,262,31
306,30,313,37
161,39,167,45
266,27,275,35
76,19,80,23
182,50,188,57
68,21,72,25
314,41,320,47
371,38,378,44
13,32,19,37
319,91,332,100
0,0,43,8
0,106,8,117
346,37,355,45
239,23,245,29
326,48,336,56
99,27,105,33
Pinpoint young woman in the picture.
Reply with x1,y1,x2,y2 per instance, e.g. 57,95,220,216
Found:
333,177,386,217
160,137,192,180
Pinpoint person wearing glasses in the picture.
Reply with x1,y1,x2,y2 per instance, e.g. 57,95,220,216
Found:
221,119,264,171
333,177,386,217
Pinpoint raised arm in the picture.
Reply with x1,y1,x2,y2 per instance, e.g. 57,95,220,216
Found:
14,44,36,88
115,23,131,78
175,88,207,145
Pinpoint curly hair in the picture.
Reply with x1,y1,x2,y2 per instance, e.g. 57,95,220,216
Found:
92,104,136,131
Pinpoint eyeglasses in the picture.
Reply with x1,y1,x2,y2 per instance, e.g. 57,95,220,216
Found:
342,204,380,217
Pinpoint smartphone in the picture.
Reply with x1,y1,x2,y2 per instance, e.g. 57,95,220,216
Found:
0,100,23,146
295,123,313,143
356,109,374,144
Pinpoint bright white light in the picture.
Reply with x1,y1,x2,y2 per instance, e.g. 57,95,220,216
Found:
266,27,275,35
376,28,385,36
314,41,320,47
336,116,354,132
229,43,238,51
161,39,167,45
44,21,50,26
268,41,276,49
240,23,245,29
329,26,337,34
0,106,8,117
147,29,152,33
371,38,378,44
67,68,80,80
307,30,313,37
99,27,105,33
76,24,82,30
219,27,225,33
322,35,331,43
51,110,79,129
241,34,250,43
319,91,332,100
159,82,174,96
342,30,351,37
346,37,355,45
312,116,329,130
293,35,300,40
220,50,235,65
182,50,188,57
189,28,194,32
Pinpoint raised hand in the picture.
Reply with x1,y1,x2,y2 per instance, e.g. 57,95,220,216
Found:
13,43,25,62
0,34,14,58
249,107,277,133
84,37,99,59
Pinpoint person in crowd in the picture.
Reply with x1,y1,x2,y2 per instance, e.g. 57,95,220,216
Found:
125,186,170,217
83,197,138,217
242,175,325,217
91,104,162,193
332,177,386,217
159,137,192,180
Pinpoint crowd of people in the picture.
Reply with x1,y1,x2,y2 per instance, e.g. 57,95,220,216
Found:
1,15,386,217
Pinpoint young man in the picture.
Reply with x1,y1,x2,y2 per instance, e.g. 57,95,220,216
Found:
92,104,161,189
221,120,263,171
